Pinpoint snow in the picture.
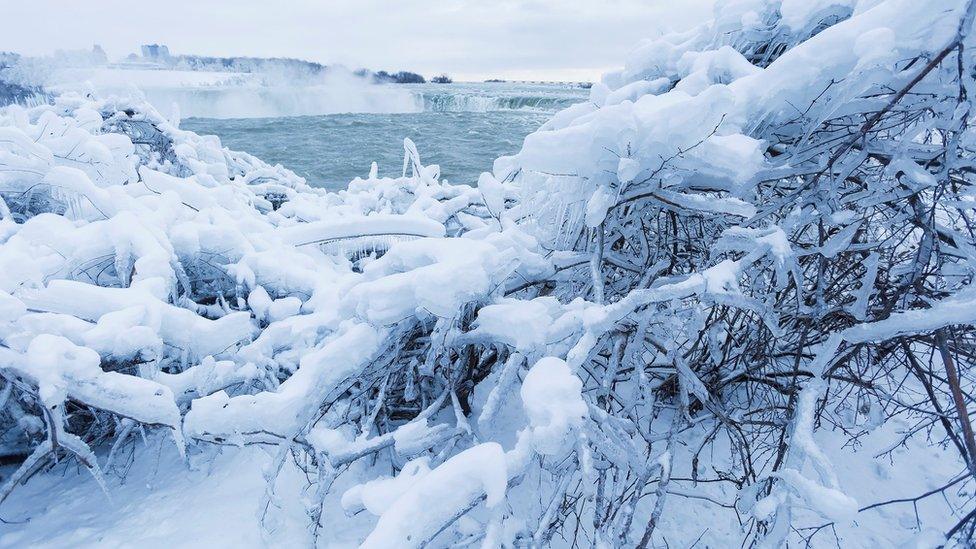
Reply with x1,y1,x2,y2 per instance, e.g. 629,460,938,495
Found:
584,185,616,228
519,357,587,455
347,236,523,325
183,322,384,439
360,443,507,548
0,414,962,548
842,285,976,343
0,291,25,323
472,297,563,351
20,281,255,361
1,0,974,546
342,457,433,517
770,468,858,522
392,419,448,456
0,445,320,548
5,335,182,440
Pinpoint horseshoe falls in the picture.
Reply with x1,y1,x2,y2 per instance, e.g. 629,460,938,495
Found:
182,82,587,189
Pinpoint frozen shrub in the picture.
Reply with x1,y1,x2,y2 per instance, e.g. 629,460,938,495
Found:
2,1,976,546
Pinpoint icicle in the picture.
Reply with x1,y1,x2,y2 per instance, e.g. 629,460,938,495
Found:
851,252,879,321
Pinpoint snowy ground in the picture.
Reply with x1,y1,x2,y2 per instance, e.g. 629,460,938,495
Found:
0,418,965,548
0,444,318,548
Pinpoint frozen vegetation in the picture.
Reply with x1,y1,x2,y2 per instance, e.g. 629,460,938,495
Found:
1,0,976,547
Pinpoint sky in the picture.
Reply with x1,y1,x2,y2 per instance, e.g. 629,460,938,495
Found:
0,0,712,82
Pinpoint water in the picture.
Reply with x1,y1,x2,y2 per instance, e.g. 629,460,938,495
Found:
181,83,587,190
183,110,552,189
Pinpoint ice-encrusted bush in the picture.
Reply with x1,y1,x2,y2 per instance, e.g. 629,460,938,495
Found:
0,91,487,509
2,0,976,546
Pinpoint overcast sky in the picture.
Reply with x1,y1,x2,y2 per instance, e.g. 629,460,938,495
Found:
1,1,712,81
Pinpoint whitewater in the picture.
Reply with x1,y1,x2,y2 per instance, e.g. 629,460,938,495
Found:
183,83,584,189
40,67,588,188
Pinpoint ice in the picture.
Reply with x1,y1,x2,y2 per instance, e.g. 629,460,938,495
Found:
276,214,445,248
779,0,855,31
6,335,182,438
584,185,616,228
1,0,974,546
184,322,383,439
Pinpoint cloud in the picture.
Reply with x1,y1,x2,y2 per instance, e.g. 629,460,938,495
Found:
0,0,712,81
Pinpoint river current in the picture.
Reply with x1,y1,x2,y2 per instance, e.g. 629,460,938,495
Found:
181,83,587,190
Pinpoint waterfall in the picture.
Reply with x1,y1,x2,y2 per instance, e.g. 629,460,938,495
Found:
47,67,588,119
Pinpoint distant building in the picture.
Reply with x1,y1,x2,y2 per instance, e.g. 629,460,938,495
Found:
140,44,171,60
91,44,108,64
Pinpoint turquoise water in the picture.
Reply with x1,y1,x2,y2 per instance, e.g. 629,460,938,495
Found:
183,110,551,189
182,83,586,190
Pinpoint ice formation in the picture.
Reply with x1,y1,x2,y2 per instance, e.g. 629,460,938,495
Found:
1,0,976,547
